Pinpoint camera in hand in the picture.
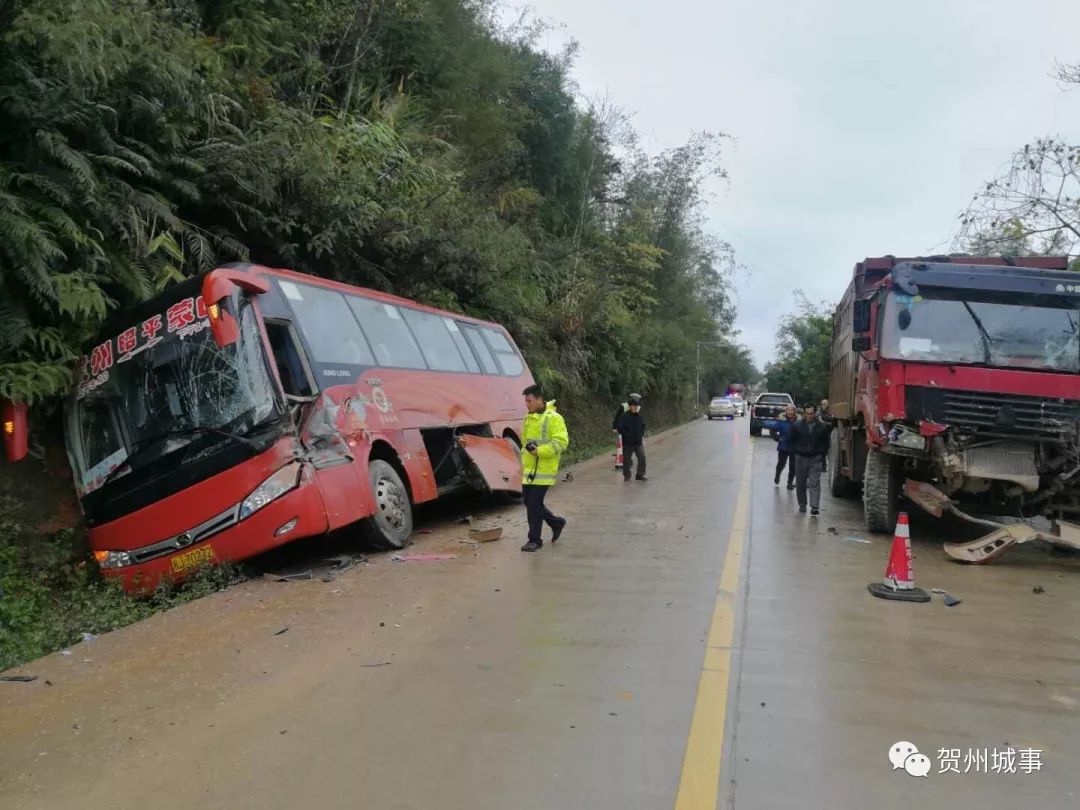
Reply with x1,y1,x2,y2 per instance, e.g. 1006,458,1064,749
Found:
525,441,538,452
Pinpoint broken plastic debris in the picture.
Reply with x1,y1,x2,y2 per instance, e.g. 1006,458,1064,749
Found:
80,632,96,643
0,675,37,683
943,594,962,607
1033,585,1046,594
273,627,289,636
392,553,457,562
843,536,871,544
456,516,472,525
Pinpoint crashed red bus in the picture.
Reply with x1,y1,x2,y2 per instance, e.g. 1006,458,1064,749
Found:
63,264,532,591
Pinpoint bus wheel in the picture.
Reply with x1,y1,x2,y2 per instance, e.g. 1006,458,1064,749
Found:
364,460,413,550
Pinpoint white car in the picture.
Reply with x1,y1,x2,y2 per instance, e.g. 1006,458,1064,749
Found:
708,397,736,420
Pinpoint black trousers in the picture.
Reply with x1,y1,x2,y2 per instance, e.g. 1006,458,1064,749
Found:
522,484,559,542
793,454,823,509
623,442,647,479
775,450,795,485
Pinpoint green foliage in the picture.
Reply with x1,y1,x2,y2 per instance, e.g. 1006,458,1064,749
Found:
763,294,832,406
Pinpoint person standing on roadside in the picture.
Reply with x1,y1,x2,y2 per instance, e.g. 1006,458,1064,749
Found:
789,403,831,516
520,385,570,552
613,393,647,481
772,403,798,489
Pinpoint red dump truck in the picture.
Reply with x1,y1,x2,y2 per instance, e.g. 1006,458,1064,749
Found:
827,255,1080,533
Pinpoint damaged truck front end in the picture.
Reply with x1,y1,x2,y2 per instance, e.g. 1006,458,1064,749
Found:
828,255,1080,534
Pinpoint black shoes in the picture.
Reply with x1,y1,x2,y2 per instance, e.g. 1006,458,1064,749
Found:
636,476,648,482
773,476,780,485
551,518,567,542
520,540,542,552
798,505,807,513
786,483,795,491
810,508,820,517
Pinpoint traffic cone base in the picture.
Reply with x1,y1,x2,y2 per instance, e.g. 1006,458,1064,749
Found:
868,512,931,603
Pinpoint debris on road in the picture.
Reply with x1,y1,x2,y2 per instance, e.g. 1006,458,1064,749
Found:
392,553,458,562
843,535,871,544
359,662,392,668
263,569,313,583
462,526,502,544
416,528,433,534
456,516,472,525
943,594,962,607
1033,585,1046,594
827,527,839,535
1,675,38,683
273,627,289,636
80,632,97,644
563,472,574,482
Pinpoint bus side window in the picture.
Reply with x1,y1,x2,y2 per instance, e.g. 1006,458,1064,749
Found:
481,328,525,376
265,320,315,397
460,324,499,375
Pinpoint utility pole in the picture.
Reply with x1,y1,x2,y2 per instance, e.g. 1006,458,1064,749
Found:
695,340,729,414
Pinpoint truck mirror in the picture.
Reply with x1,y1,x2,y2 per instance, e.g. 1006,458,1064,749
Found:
201,269,270,349
2,400,29,463
853,300,872,333
851,336,872,353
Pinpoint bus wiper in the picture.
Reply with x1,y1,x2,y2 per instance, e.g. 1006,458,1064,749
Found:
962,301,995,365
100,426,259,488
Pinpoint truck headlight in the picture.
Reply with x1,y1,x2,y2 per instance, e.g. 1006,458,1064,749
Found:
887,424,926,451
93,549,134,569
239,462,302,520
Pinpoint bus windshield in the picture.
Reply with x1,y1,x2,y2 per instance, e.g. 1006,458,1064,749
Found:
65,295,279,498
881,290,1080,373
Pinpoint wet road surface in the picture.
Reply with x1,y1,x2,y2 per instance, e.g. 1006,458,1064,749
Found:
2,419,1079,809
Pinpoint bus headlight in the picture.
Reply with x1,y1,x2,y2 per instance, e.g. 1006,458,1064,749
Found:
239,462,302,520
93,549,134,569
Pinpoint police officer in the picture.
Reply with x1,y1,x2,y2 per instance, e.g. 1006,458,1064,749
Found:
613,393,647,481
520,385,570,552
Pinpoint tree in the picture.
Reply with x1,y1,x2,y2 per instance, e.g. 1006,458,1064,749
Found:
762,294,832,406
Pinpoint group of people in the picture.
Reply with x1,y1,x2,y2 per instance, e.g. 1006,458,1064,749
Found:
771,398,833,516
515,386,650,553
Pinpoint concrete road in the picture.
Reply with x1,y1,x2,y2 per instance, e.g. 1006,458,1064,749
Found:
2,419,1078,809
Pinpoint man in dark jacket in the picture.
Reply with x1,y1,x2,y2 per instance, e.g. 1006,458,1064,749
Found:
789,403,832,515
613,393,647,481
772,404,798,489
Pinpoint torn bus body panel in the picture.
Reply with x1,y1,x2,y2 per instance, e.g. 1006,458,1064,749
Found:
456,434,522,494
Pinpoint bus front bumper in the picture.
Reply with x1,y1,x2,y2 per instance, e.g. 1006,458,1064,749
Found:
92,477,328,594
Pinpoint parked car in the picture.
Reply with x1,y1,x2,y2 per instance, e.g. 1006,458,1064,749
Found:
708,397,736,420
729,396,746,416
750,392,794,436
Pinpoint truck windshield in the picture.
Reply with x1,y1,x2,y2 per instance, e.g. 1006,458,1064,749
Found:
65,296,278,498
881,291,1080,373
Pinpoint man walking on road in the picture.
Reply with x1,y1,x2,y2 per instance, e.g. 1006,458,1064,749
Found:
520,385,570,552
613,393,647,481
789,403,831,516
772,403,798,489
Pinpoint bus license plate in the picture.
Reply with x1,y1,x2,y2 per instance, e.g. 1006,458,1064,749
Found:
170,545,216,574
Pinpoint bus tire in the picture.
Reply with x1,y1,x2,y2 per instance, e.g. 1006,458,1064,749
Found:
828,429,856,498
863,448,899,534
363,460,413,550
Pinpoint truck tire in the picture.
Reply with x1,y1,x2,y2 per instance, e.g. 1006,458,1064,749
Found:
363,460,413,550
862,448,899,533
828,429,855,498
750,421,762,437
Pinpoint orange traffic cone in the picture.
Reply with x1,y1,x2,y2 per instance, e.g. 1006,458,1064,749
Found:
867,512,930,603
614,436,624,471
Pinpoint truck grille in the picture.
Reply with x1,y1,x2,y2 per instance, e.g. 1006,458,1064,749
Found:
906,387,1080,436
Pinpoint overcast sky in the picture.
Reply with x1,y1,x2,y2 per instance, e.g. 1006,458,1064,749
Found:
501,0,1080,368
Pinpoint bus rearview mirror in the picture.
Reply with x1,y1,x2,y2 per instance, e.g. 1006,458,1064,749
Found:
2,400,28,463
201,269,270,349
851,336,872,353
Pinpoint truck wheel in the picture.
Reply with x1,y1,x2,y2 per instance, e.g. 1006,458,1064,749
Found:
363,460,413,550
828,429,855,498
750,421,762,437
862,448,899,533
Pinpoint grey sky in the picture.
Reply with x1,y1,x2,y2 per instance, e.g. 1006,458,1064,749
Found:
503,0,1080,367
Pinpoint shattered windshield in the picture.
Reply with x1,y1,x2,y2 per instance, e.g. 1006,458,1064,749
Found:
65,295,278,497
882,290,1080,373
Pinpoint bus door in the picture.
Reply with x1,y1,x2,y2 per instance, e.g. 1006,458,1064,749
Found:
262,315,369,530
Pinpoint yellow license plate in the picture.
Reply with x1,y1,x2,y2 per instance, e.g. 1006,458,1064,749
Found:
170,545,216,574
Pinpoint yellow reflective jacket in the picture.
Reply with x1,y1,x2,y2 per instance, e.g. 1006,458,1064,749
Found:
521,400,570,486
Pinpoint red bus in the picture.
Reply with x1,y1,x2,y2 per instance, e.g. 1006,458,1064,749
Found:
62,264,534,592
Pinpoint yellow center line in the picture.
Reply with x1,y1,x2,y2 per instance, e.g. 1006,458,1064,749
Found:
673,443,753,810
